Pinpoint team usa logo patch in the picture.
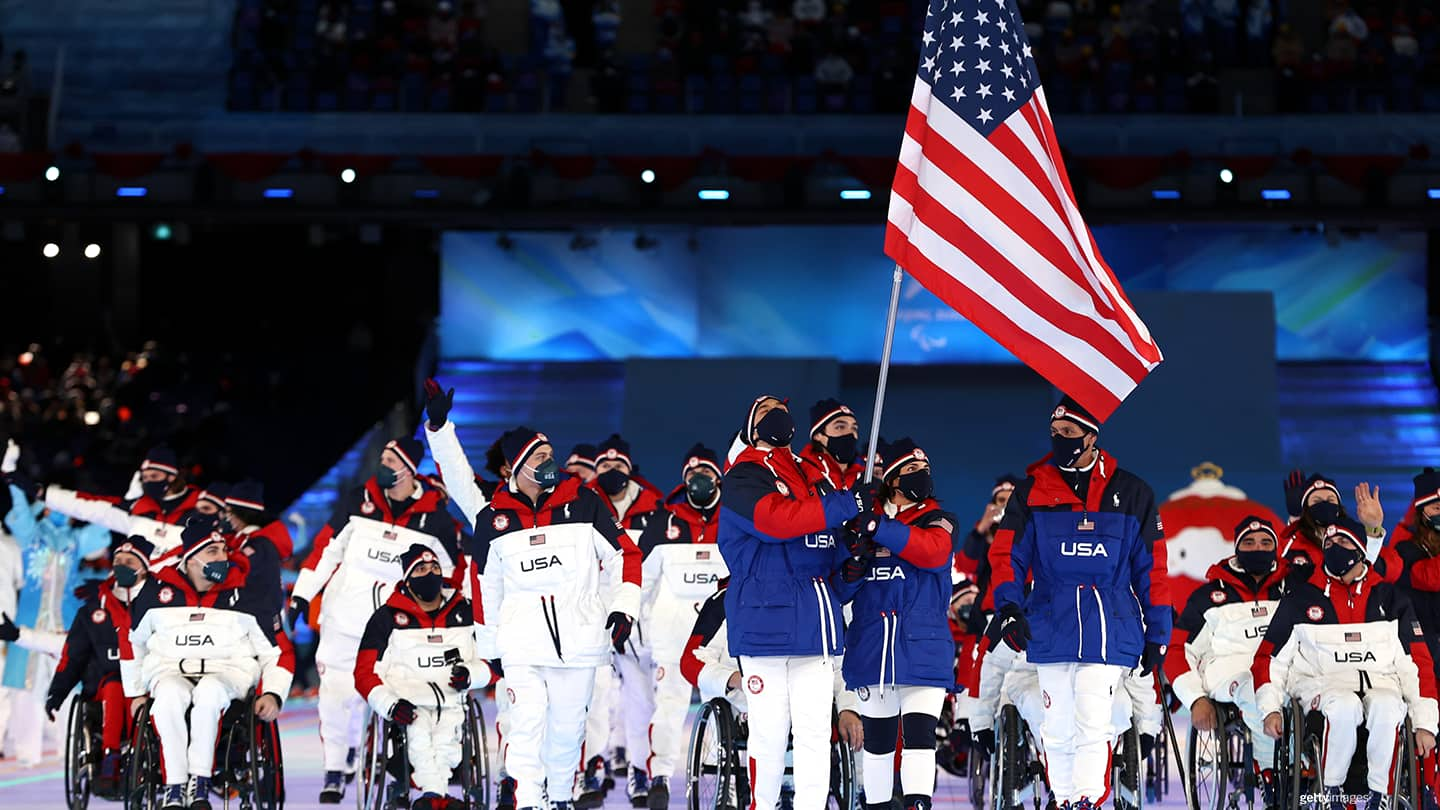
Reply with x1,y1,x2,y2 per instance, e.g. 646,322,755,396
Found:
361,501,377,515
158,587,175,604
493,514,510,532
666,524,682,541
1306,606,1324,621
856,686,870,700
775,480,790,497
395,613,410,627
746,675,764,694
92,609,108,624
1210,591,1227,604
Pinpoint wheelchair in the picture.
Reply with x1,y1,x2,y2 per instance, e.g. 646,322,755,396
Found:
126,697,284,810
1112,727,1145,810
1186,701,1260,810
1146,723,1170,804
357,694,491,810
685,697,857,810
987,704,1048,810
1273,698,1421,810
66,695,110,810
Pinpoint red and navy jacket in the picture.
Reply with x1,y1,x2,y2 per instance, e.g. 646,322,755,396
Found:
835,500,958,690
717,446,859,658
1176,558,1290,640
49,579,130,706
587,476,665,537
1280,520,1402,584
797,444,865,491
990,451,1170,667
1392,535,1440,670
354,587,494,710
229,520,293,621
301,478,465,586
638,487,720,554
681,587,728,689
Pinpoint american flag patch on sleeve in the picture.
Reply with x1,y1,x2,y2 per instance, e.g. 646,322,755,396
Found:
530,535,546,546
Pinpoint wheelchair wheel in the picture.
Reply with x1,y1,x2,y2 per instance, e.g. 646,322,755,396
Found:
1391,717,1420,810
357,713,410,810
1189,723,1229,810
460,695,492,810
993,704,1045,810
125,704,162,810
1113,728,1143,810
686,698,745,810
357,712,384,810
1147,724,1169,803
1284,700,1322,810
969,737,991,810
826,739,856,810
65,697,95,810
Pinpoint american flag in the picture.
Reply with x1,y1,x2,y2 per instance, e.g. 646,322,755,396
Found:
885,0,1163,420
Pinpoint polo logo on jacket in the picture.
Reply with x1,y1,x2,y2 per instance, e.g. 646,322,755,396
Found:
1060,541,1108,557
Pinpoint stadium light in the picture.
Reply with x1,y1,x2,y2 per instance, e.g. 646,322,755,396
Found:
1261,189,1292,201
1218,168,1234,184
697,189,729,201
42,242,59,258
152,223,172,240
45,165,60,182
1427,188,1440,200
116,186,148,198
340,168,357,184
1151,189,1181,200
641,169,656,184
84,243,102,259
83,411,100,426
263,187,294,199
840,189,872,200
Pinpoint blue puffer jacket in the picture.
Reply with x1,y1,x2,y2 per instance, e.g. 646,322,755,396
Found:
835,501,958,691
989,451,1171,668
718,446,858,658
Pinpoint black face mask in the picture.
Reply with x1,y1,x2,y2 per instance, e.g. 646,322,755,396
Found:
824,433,858,464
202,560,229,584
686,473,718,507
753,409,795,448
1306,500,1342,526
141,479,171,501
1424,513,1440,533
896,469,934,502
597,468,630,496
526,458,562,489
113,565,141,588
1050,433,1089,467
218,516,235,534
376,465,400,489
408,572,444,602
1323,543,1363,577
1235,548,1276,576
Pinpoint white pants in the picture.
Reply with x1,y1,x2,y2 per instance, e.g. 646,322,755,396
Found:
583,663,616,770
407,703,467,795
316,629,366,771
495,675,513,777
616,649,654,774
150,672,252,784
505,664,597,808
856,685,947,801
1035,662,1124,806
738,655,834,810
1202,672,1275,770
1309,688,1407,792
0,683,13,750
647,658,694,778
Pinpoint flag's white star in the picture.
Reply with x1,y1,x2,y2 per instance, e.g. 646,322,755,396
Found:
1023,43,1033,58
1001,64,1014,78
977,83,992,98
951,85,966,101
1002,87,1016,102
951,11,964,25
1020,73,1028,86
976,11,990,25
977,59,991,73
978,108,993,123
950,60,965,76
1000,41,1011,55
951,35,965,50
922,30,936,46
933,68,942,81
977,35,991,49
998,19,1008,32
922,55,937,72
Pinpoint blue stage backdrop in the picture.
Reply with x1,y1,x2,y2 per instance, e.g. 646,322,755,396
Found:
441,224,1427,364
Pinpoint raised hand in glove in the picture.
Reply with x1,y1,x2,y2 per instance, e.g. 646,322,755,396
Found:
848,511,881,542
390,699,417,725
1283,469,1308,518
286,597,310,630
1139,641,1167,677
841,551,872,583
1,438,18,474
449,665,471,691
606,612,634,654
423,378,455,430
847,480,880,513
973,728,996,758
987,604,1030,653
45,692,63,722
0,613,19,642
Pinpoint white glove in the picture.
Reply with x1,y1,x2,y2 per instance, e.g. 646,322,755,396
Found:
123,470,143,501
1,440,18,474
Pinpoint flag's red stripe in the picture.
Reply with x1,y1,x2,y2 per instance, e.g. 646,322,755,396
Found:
884,221,1123,419
890,161,1150,383
903,103,1117,323
1023,100,1164,365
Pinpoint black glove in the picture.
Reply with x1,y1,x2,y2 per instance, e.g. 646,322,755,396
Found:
974,728,995,757
390,699,417,725
1139,732,1155,759
849,511,881,542
957,602,988,636
848,481,880,513
423,378,454,430
1140,641,1167,677
1283,468,1307,518
449,665,471,691
287,596,310,630
606,612,634,654
44,692,63,722
0,613,18,643
841,554,870,583
988,604,1030,652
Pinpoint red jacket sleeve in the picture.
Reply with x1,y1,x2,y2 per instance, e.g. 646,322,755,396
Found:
354,609,394,702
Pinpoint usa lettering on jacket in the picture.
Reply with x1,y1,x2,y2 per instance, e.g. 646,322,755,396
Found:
1060,540,1108,557
520,554,563,572
865,566,907,581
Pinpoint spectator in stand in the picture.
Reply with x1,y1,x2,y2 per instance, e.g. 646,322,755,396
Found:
815,50,854,90
793,0,826,23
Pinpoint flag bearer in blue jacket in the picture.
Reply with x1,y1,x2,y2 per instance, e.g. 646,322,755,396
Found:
833,438,958,810
987,396,1171,810
718,394,865,810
